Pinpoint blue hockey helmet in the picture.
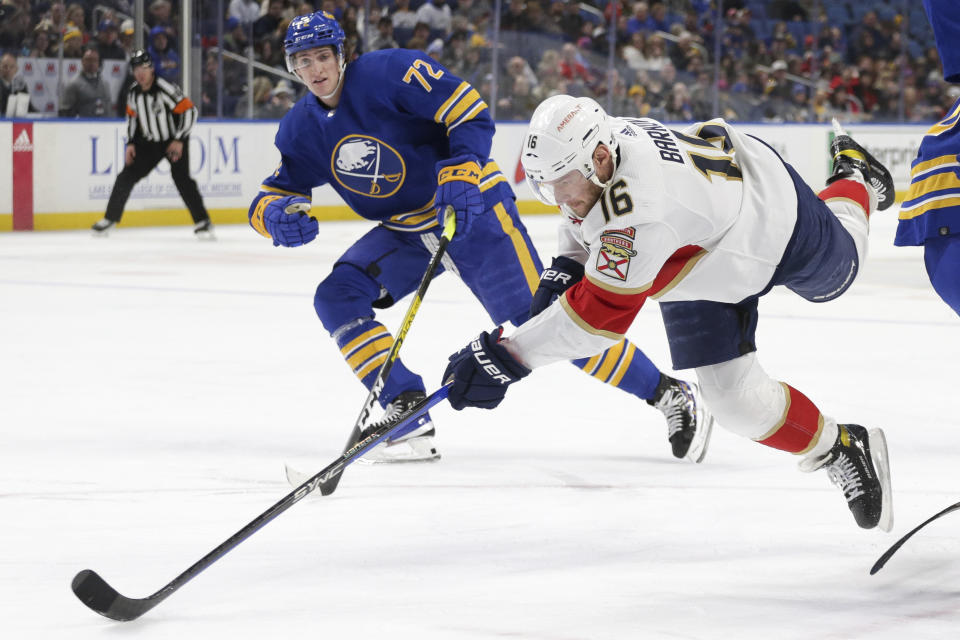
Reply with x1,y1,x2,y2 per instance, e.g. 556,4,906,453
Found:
283,11,345,73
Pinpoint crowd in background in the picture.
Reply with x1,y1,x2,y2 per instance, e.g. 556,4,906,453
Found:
0,0,955,123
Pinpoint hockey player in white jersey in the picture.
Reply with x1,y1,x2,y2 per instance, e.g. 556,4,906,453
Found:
443,95,895,531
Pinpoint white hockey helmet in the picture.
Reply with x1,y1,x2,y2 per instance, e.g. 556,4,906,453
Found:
521,95,618,207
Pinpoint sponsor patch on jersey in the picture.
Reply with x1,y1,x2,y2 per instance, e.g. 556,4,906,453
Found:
331,135,406,198
596,229,637,281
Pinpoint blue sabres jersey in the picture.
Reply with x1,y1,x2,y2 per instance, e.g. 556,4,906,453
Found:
895,99,960,244
924,0,960,82
895,0,960,245
257,49,513,232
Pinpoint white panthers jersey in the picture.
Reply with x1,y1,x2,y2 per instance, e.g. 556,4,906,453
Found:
505,117,801,369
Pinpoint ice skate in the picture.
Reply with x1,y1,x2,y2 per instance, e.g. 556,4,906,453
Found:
829,119,895,211
359,390,440,463
194,219,216,241
91,218,115,236
648,375,714,463
799,424,893,531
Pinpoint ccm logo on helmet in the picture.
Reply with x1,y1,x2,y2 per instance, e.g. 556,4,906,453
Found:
471,339,513,384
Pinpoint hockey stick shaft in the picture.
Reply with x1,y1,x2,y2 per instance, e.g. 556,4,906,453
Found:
318,207,457,496
870,500,960,575
71,384,452,621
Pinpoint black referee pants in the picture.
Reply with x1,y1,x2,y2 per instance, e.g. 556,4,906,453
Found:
104,137,209,224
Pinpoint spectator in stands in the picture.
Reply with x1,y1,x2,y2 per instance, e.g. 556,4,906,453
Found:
223,17,248,53
119,19,137,56
97,20,126,60
30,20,59,57
235,75,273,118
648,2,674,32
622,31,647,70
59,45,112,117
230,0,262,25
501,0,532,32
0,3,25,51
665,81,693,120
505,55,538,91
416,0,451,36
627,2,654,35
556,0,582,42
497,74,538,120
405,21,431,51
670,30,700,72
148,25,180,82
261,79,296,118
639,33,668,72
369,15,398,51
391,0,418,35
559,42,592,87
0,51,29,116
65,3,87,36
255,0,287,41
63,25,84,57
148,0,175,35
453,0,489,30
425,37,443,61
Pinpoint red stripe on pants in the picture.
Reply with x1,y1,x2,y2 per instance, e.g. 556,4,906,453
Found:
818,178,870,215
12,122,34,231
758,384,823,454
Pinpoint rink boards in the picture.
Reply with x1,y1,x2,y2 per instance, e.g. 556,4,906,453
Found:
0,119,928,231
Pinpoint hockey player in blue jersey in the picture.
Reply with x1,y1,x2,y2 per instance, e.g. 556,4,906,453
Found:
894,0,960,317
248,11,713,462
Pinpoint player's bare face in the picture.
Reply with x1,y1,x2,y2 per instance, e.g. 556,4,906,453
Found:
293,47,341,101
544,170,602,218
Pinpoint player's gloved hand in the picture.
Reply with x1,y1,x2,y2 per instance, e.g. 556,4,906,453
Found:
435,155,484,237
249,194,319,248
443,327,530,410
530,256,585,318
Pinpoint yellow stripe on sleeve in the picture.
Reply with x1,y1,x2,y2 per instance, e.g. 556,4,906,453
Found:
346,336,394,370
444,89,481,127
434,81,470,123
340,326,390,357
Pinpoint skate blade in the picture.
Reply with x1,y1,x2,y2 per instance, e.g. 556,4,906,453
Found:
359,435,441,464
868,428,894,532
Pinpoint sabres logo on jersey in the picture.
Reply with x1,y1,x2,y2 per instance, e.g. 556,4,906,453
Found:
596,228,637,281
331,135,405,198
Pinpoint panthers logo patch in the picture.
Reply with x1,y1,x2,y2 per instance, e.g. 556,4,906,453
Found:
596,228,637,281
331,135,405,198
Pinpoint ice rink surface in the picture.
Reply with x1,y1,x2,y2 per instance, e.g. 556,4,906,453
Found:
2,211,958,639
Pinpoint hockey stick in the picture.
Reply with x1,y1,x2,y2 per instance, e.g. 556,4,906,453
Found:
289,206,457,496
870,501,960,575
71,383,451,622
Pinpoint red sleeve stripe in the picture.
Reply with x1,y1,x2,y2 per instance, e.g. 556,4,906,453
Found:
818,179,870,215
756,383,825,454
560,278,648,337
649,245,707,299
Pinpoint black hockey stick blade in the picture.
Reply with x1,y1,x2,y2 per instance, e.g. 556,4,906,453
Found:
71,569,165,622
870,501,960,575
71,384,451,621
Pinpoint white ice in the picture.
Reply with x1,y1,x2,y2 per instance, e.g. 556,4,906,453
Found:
2,212,959,639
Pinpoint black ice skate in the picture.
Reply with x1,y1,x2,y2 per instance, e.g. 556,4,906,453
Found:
360,390,440,463
91,218,116,235
193,219,216,241
648,375,714,463
799,424,893,531
828,119,895,211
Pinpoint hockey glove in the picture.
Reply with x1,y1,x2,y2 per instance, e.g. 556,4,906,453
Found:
249,194,318,247
444,327,530,410
435,155,484,237
530,256,585,318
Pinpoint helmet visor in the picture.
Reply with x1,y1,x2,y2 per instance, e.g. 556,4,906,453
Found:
525,168,588,209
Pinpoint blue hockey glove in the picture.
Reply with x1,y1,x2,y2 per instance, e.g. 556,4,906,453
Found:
435,155,484,237
443,327,531,410
249,194,318,247
530,256,585,318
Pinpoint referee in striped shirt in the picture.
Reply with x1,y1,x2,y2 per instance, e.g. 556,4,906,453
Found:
92,50,213,238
